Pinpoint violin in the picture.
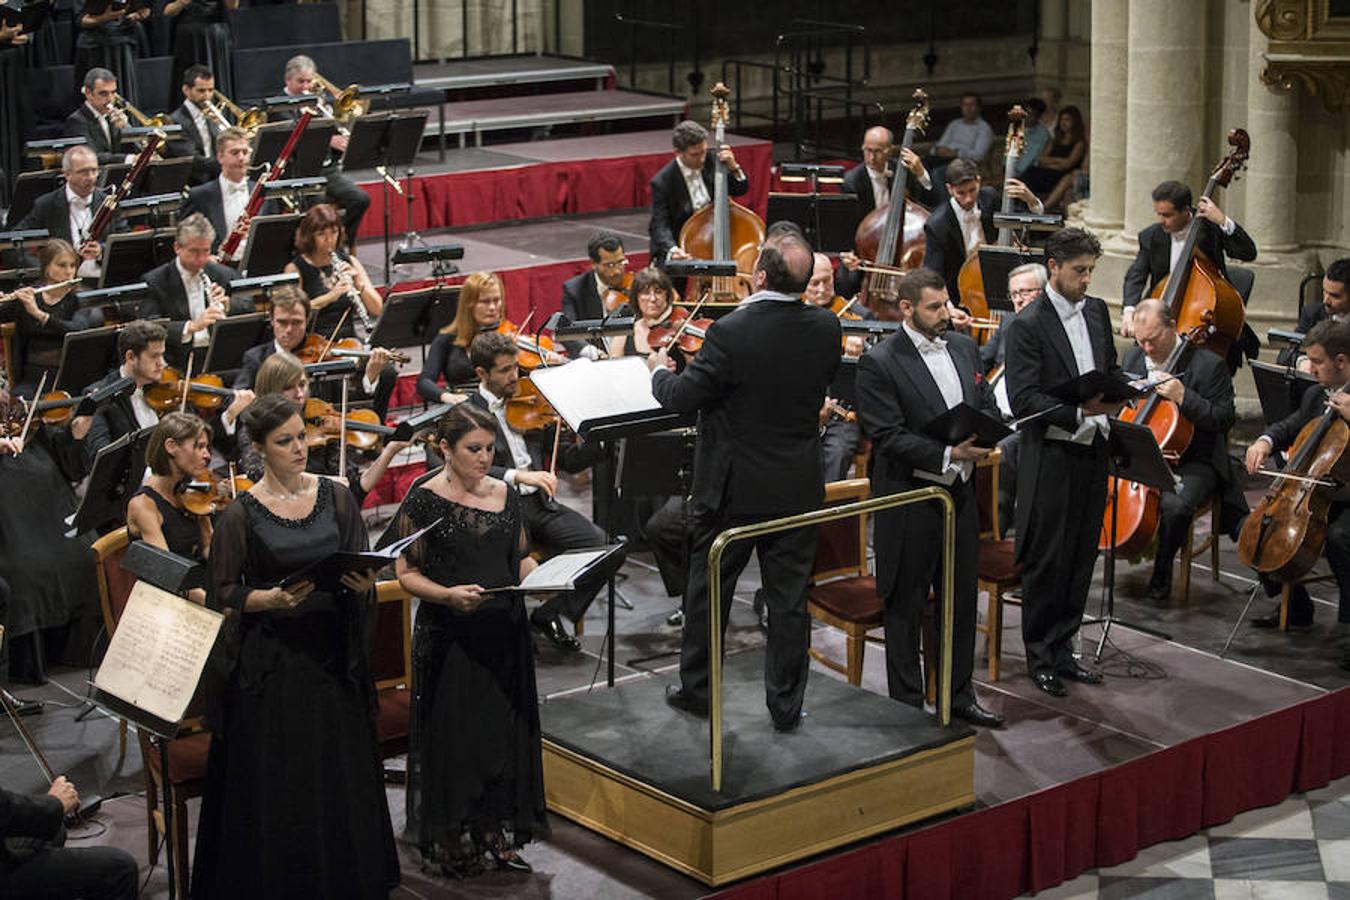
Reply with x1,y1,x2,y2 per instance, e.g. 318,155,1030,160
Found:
506,376,559,433
178,468,254,517
496,320,559,370
302,397,393,451
603,271,635,313
647,306,712,356
829,296,862,320
143,368,236,415
295,333,362,365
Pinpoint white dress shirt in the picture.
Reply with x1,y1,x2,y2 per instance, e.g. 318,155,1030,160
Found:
1044,284,1109,444
951,197,984,254
868,167,889,211
219,174,250,238
903,321,971,484
122,364,161,430
571,271,611,361
1169,216,1237,273
177,259,212,346
676,157,710,211
185,100,211,153
85,102,112,146
66,186,101,278
478,384,536,494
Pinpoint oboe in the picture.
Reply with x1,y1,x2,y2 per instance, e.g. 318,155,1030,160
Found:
332,253,372,332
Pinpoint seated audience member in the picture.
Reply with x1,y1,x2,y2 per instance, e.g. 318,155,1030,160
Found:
1020,105,1087,213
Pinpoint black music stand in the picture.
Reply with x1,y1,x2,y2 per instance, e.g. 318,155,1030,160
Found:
75,283,151,323
69,425,153,534
202,312,269,375
342,111,428,284
765,192,859,254
1085,419,1176,660
53,326,121,393
253,121,338,179
975,246,1042,313
117,193,183,231
4,172,62,230
100,230,175,288
376,283,456,349
830,355,859,408
102,158,193,197
1251,360,1317,427
238,213,302,277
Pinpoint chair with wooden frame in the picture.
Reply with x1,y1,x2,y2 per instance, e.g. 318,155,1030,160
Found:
805,478,883,686
92,527,209,898
973,449,1020,682
371,579,412,763
0,322,15,387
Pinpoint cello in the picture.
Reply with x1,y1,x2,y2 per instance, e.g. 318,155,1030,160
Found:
1238,382,1350,581
955,105,1025,345
1098,333,1199,556
678,82,765,303
1149,129,1251,361
854,88,931,308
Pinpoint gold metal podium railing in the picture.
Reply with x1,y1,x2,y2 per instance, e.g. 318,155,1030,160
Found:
707,486,956,792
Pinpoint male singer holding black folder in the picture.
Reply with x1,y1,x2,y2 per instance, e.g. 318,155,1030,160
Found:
855,267,1005,727
1004,227,1125,697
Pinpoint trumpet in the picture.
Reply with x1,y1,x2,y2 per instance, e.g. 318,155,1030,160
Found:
211,89,266,135
113,93,170,129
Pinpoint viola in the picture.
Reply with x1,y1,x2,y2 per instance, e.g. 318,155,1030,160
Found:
295,333,362,365
646,306,712,356
496,320,559,370
828,295,862,320
302,397,394,451
143,368,237,415
603,271,635,313
855,89,932,309
506,377,559,433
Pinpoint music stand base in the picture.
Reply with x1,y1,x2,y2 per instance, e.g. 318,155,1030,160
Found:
1082,613,1173,662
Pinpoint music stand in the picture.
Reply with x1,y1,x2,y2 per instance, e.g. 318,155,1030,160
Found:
1251,360,1317,427
253,120,338,179
830,355,859,408
201,312,269,375
53,326,121,393
117,193,184,231
975,246,1042,313
368,285,440,350
100,229,175,288
342,111,428,284
4,171,62,230
1085,419,1176,660
765,192,860,254
102,158,193,197
68,425,153,534
75,283,151,324
238,213,301,277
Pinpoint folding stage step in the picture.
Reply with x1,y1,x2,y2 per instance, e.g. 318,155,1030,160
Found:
424,90,688,147
413,54,615,94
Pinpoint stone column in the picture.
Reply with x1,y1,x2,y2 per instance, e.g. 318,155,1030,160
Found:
1084,0,1128,233
1122,0,1208,236
1243,12,1299,253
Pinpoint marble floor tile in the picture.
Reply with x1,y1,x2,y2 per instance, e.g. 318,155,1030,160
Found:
1318,840,1350,882
1208,798,1317,840
1098,834,1212,880
1099,876,1215,899
1208,838,1326,882
1212,881,1330,900
1312,799,1350,841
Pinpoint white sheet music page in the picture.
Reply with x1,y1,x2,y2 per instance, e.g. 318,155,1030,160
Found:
94,581,223,724
528,357,664,433
519,549,608,592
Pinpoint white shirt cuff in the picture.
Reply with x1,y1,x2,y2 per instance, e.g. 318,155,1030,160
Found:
941,446,952,471
504,469,518,486
1222,217,1236,236
580,344,602,361
220,414,237,436
181,325,194,343
917,170,932,191
361,374,378,394
1029,196,1045,215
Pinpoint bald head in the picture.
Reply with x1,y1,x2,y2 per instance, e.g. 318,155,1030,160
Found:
804,252,835,306
861,126,893,174
1133,298,1171,329
1131,298,1177,363
757,232,814,295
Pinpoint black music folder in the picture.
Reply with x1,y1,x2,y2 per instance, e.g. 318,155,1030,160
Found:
1047,371,1144,406
275,517,441,592
922,402,1013,448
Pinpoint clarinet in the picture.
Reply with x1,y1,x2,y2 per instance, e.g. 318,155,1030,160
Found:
332,253,372,332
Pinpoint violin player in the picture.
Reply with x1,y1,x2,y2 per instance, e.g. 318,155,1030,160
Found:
85,320,169,458
559,231,628,360
648,119,748,263
1244,319,1350,643
1124,298,1245,603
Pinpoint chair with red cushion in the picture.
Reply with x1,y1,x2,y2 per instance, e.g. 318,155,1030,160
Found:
806,478,882,686
973,450,1021,681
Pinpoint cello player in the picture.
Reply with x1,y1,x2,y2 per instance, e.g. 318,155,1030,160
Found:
1124,298,1245,602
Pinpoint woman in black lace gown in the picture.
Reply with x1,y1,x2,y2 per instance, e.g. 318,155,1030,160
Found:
394,403,546,878
192,394,398,899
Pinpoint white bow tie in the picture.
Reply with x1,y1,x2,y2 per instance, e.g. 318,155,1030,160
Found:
70,196,89,209
917,337,948,355
225,182,248,195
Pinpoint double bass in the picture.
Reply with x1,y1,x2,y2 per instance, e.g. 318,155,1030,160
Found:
678,82,765,302
955,105,1025,345
854,89,932,308
1150,129,1251,360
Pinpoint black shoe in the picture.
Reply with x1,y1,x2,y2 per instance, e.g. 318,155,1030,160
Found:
484,842,532,874
1145,579,1171,604
666,609,684,627
772,709,806,733
1251,606,1314,630
1058,663,1103,685
952,701,1005,728
531,615,581,653
665,685,708,718
1032,671,1067,697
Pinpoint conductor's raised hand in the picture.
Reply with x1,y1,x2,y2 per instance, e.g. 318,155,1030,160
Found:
444,584,485,613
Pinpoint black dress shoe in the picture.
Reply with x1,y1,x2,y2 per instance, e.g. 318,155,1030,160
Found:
1057,663,1103,685
531,616,581,652
1251,607,1314,630
485,843,532,873
752,589,769,631
952,701,1005,728
666,609,684,627
1145,580,1171,604
665,685,708,718
772,709,806,733
1032,671,1067,697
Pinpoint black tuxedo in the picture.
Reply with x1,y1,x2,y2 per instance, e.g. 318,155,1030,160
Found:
232,341,277,390
843,163,894,226
647,155,749,262
63,105,125,166
16,185,111,246
559,270,606,358
179,180,279,253
922,187,1000,302
856,328,998,708
1004,292,1118,675
1121,343,1246,591
138,260,244,369
85,368,144,460
0,786,137,898
167,103,222,185
651,294,841,727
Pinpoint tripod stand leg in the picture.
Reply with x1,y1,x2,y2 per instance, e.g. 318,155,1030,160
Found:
1220,583,1263,658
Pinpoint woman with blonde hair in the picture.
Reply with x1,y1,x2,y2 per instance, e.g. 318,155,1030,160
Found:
415,271,506,407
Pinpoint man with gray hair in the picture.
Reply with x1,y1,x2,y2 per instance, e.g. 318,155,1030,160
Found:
275,54,372,246
16,146,110,277
63,67,135,166
139,212,245,369
981,261,1047,370
648,118,750,262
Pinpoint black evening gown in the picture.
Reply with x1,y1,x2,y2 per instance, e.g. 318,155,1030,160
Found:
169,0,231,99
394,484,547,859
191,477,398,899
294,250,360,340
126,485,205,560
74,2,146,107
0,43,23,208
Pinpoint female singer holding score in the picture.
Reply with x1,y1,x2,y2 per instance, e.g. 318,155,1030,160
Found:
125,411,213,604
191,393,398,900
393,403,547,879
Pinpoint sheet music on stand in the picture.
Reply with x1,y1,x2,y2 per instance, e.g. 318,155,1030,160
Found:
528,357,692,439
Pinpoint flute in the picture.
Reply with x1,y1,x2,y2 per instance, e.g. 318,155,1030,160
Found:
0,278,82,303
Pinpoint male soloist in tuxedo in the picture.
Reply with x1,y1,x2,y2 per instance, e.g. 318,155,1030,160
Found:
647,230,841,732
137,213,244,370
466,330,607,653
1244,319,1350,647
17,146,109,278
1004,227,1123,697
180,126,280,254
1121,179,1259,366
648,119,748,263
559,231,629,359
167,64,223,186
1124,299,1244,601
855,268,1005,728
63,67,133,166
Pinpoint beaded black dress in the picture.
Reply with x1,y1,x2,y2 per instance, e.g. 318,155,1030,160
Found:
393,483,547,859
191,477,398,899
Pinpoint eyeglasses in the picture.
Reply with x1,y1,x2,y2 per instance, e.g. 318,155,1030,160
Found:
1008,288,1041,299
596,259,628,270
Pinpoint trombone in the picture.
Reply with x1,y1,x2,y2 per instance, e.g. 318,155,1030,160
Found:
308,71,368,126
112,93,170,128
210,89,267,135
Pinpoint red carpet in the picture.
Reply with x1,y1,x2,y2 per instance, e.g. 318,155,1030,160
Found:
710,687,1350,900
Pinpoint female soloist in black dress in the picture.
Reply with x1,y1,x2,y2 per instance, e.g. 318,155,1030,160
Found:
393,403,546,877
192,394,397,899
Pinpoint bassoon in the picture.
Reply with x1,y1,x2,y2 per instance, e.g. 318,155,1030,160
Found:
83,132,163,245
219,110,313,263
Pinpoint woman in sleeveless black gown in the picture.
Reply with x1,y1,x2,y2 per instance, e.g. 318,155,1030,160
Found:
165,0,236,99
393,403,546,877
285,204,383,340
192,395,398,899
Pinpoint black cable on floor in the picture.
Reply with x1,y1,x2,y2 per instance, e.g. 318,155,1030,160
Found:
1091,630,1168,681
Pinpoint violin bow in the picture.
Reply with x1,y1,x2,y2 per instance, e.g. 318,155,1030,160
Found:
228,462,239,499
669,294,710,346
319,309,351,362
179,354,195,414
0,626,67,817
16,372,47,448
338,377,349,480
